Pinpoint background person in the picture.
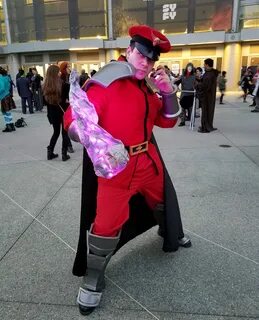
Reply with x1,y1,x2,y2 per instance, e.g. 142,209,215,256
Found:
197,58,219,133
194,67,203,117
250,66,259,107
16,69,33,114
79,69,89,87
31,67,44,111
218,71,227,104
239,69,253,103
16,67,24,86
58,61,74,153
0,67,16,132
43,64,71,161
176,63,196,127
251,76,259,113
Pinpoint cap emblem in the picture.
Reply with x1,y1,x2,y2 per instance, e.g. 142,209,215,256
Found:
153,37,161,46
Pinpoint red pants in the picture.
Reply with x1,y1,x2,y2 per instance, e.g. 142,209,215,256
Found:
93,144,164,237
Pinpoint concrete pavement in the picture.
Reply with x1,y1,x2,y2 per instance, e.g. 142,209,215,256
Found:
0,92,258,320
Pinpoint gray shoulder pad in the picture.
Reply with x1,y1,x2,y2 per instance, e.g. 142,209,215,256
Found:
83,61,135,90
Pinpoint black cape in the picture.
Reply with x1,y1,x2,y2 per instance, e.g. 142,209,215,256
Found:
73,135,184,277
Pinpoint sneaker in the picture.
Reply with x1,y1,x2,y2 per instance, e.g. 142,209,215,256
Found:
178,236,192,248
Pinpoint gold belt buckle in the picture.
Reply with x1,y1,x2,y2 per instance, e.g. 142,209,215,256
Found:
129,141,148,156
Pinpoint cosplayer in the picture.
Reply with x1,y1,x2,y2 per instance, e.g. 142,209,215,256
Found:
64,25,191,316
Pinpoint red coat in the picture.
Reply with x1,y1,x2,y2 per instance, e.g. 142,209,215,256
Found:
67,71,185,276
86,77,177,145
64,77,177,155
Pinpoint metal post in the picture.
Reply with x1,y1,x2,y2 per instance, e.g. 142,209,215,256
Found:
107,0,113,40
33,0,46,41
231,0,240,33
2,0,11,44
147,0,154,27
68,0,79,39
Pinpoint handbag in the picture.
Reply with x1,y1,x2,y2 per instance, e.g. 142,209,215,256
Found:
15,117,27,128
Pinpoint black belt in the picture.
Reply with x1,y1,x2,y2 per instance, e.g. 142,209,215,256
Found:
125,141,148,156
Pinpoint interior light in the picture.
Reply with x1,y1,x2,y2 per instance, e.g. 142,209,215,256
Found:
69,47,98,51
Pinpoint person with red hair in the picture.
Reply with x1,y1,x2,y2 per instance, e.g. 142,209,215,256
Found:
58,61,74,153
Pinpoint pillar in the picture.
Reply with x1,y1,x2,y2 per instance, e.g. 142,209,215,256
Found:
7,54,21,83
223,43,242,91
105,49,120,63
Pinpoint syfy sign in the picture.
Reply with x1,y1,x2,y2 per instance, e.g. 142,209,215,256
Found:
162,4,177,20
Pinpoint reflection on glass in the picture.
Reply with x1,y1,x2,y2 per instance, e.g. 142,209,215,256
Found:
44,0,69,40
78,0,107,39
195,0,233,32
0,0,6,44
7,0,107,43
112,0,146,37
154,1,188,35
240,4,259,29
7,0,36,42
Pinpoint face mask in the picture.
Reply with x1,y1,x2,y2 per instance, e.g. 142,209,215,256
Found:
187,66,192,72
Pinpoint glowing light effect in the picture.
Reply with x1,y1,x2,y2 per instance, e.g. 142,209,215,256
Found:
69,70,129,179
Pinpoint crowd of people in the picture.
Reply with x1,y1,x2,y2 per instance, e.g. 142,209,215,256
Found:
0,64,98,161
1,57,258,148
239,66,259,112
154,59,224,133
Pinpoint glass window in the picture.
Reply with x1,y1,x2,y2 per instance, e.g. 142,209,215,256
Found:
0,0,6,44
78,0,107,39
112,0,189,37
194,0,233,32
44,0,69,40
112,0,147,37
8,0,107,42
7,0,36,42
240,3,259,29
154,1,188,34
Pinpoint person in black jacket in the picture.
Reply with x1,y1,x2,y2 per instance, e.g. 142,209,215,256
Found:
42,64,71,161
16,68,24,86
16,70,33,114
240,69,253,103
79,69,89,87
31,67,43,111
197,59,219,133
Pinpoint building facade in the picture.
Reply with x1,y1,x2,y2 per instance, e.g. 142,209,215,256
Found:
0,0,258,90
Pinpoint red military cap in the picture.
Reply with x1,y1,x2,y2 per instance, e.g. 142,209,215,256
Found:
129,25,171,61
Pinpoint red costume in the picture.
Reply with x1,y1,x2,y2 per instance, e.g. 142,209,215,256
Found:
64,25,191,316
88,68,177,236
65,57,177,237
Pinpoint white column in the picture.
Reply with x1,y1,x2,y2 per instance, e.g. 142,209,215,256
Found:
7,54,20,82
2,0,11,44
105,49,120,63
223,43,242,91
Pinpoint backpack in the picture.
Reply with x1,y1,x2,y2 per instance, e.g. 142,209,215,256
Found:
15,117,27,128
